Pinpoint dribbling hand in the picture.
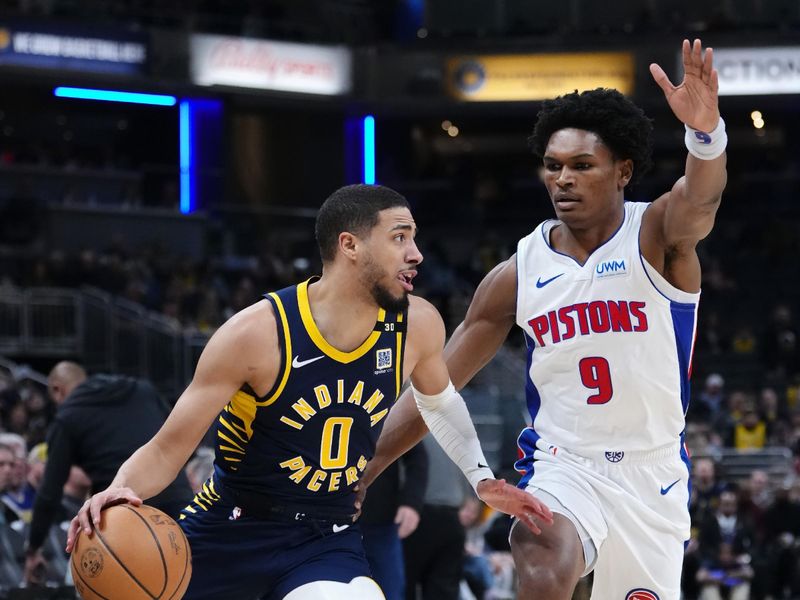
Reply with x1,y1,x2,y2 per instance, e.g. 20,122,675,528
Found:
66,487,142,553
476,478,554,535
649,38,720,133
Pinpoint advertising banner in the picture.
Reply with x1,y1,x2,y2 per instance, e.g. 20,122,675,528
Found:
0,20,147,75
191,34,352,96
446,52,634,101
711,47,800,95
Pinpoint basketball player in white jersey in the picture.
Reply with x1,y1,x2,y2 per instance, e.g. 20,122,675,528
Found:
359,39,726,600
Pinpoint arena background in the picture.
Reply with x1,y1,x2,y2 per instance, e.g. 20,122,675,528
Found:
1,1,800,599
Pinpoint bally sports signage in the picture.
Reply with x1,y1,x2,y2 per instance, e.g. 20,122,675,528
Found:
190,34,352,96
446,52,634,101
710,47,800,95
0,20,146,74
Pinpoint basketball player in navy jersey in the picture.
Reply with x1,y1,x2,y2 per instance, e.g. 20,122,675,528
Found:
67,184,552,600
359,39,727,600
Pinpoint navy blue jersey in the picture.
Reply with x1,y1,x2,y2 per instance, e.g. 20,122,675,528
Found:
191,278,407,516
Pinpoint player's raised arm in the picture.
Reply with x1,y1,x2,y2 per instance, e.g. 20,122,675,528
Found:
67,302,280,551
648,38,727,249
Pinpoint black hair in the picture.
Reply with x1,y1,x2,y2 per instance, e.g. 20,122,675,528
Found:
315,184,410,263
528,88,654,184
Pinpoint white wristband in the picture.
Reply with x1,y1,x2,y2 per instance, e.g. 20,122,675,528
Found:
684,117,727,160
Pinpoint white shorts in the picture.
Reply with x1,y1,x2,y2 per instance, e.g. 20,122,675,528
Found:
519,438,691,600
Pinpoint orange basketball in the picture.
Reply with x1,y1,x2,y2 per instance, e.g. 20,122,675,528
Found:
70,503,192,600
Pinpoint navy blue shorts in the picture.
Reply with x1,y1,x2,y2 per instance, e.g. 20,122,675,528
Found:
179,498,372,600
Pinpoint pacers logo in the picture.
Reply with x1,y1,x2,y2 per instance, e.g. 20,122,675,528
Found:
626,589,659,600
80,548,104,578
453,60,486,93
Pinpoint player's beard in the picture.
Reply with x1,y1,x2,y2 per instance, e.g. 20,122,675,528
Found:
361,253,409,313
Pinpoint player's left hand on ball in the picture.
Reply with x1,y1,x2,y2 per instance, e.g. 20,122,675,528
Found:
476,478,553,535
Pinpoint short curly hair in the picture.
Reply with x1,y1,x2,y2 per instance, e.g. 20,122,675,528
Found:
528,88,654,184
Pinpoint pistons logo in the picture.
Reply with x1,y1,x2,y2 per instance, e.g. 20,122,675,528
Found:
626,589,659,600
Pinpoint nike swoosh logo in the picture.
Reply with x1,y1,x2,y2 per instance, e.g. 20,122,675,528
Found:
477,463,490,469
332,524,350,533
660,479,680,495
536,273,565,288
292,355,325,368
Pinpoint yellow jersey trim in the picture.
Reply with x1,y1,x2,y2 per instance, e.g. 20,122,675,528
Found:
297,279,386,364
395,313,404,398
260,292,293,406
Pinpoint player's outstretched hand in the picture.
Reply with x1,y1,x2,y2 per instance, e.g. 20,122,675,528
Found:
66,487,142,553
649,38,720,133
476,478,553,535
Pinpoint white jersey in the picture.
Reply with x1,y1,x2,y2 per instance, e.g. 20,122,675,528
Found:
514,201,699,464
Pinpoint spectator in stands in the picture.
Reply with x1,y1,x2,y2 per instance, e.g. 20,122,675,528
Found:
0,432,33,524
696,541,753,600
23,361,193,585
361,443,427,600
698,490,756,573
730,323,757,356
712,390,748,448
0,443,17,524
403,435,468,600
61,466,91,521
459,495,494,600
759,481,800,598
692,373,726,425
729,405,767,452
26,443,47,492
19,382,52,447
738,470,772,543
691,457,726,528
758,386,787,444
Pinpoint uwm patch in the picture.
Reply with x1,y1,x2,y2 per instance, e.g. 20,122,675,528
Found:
595,258,628,279
376,348,392,371
626,589,659,600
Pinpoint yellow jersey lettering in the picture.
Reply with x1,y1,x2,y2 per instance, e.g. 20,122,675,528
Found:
328,471,342,492
345,466,359,485
370,408,389,427
279,456,312,484
357,456,367,471
289,466,312,484
292,398,317,421
307,469,327,492
314,384,332,409
362,389,384,414
347,381,364,406
320,417,353,469
279,456,306,470
337,379,345,403
280,416,304,430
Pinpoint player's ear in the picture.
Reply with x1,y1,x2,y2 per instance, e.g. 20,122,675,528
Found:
338,232,358,261
618,159,633,189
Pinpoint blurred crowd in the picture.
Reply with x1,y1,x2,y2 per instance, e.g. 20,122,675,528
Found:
2,228,800,598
